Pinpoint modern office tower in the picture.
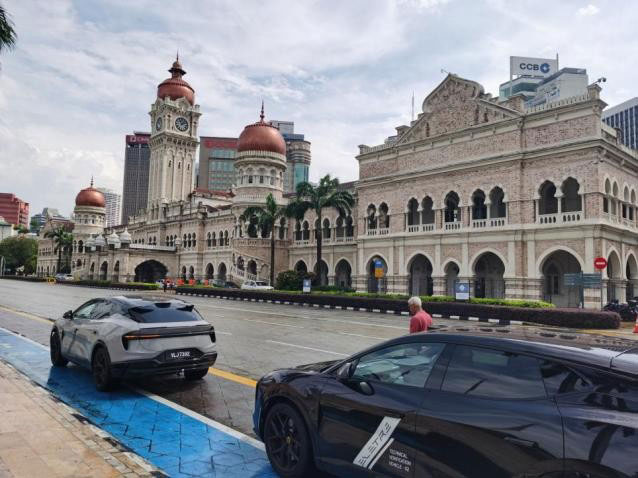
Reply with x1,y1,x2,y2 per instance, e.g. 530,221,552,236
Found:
121,132,150,224
603,97,638,150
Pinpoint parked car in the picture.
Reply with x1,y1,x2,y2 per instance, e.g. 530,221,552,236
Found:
50,296,217,391
253,325,638,478
241,280,273,290
55,273,74,282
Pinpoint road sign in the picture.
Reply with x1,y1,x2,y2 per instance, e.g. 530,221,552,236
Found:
581,273,602,288
302,279,311,293
564,273,581,286
455,282,470,300
594,257,608,270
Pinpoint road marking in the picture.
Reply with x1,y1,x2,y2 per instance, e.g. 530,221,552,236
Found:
266,340,348,356
339,332,386,340
0,305,53,325
208,367,257,387
216,331,232,335
242,318,304,329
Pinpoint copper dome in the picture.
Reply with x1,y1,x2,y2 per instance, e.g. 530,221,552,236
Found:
237,105,286,155
157,58,195,105
75,180,105,208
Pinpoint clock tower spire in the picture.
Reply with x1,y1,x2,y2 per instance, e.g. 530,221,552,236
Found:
147,56,201,220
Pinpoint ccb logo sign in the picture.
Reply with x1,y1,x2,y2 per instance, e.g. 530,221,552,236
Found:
519,62,551,73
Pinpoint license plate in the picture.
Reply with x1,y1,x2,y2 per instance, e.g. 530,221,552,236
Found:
166,350,192,361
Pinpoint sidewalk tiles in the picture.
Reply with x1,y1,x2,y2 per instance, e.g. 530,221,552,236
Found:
0,327,277,478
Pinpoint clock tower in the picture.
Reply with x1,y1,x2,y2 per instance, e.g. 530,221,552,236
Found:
147,57,201,219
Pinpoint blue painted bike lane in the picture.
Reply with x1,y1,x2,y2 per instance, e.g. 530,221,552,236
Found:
0,327,277,478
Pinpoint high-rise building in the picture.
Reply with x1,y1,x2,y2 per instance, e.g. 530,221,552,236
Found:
198,137,238,192
525,68,588,108
270,120,311,193
0,193,29,227
603,97,638,150
30,207,66,233
121,132,150,224
97,188,122,227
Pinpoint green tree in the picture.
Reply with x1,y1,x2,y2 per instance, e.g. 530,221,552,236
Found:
239,193,288,285
0,4,17,57
44,226,73,274
0,236,37,274
13,224,28,235
286,175,355,284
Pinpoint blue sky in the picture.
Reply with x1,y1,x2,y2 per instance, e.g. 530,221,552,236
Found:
0,0,636,217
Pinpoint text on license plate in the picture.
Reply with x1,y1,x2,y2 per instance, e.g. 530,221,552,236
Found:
168,350,191,360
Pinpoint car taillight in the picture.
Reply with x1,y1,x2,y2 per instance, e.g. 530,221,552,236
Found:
121,333,161,350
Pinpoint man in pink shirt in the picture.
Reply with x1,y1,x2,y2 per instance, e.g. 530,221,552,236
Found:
408,296,433,333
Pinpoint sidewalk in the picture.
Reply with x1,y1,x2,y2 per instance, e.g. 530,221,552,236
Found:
0,360,161,478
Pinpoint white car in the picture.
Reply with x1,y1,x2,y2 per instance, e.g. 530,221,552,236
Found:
241,280,274,290
50,296,217,391
55,273,74,282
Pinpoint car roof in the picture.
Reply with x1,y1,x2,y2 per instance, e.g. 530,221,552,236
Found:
387,324,638,375
109,296,188,308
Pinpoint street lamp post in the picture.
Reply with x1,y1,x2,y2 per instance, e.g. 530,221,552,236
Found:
0,256,5,277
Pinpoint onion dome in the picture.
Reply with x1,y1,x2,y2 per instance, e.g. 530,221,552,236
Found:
107,232,120,246
85,236,96,248
237,103,286,155
94,234,106,247
157,55,194,105
75,178,105,208
119,228,131,243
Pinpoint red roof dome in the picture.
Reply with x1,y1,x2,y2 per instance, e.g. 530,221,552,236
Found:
237,104,286,155
75,180,105,208
157,58,194,105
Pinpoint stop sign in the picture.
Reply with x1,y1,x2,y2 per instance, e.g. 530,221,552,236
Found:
594,257,608,270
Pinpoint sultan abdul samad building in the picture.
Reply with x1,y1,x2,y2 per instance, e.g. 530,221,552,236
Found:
37,58,638,308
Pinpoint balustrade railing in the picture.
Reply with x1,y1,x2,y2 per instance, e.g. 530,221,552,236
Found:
538,211,583,225
444,222,462,231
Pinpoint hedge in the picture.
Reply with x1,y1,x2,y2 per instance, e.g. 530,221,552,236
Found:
0,275,47,282
0,276,159,290
175,286,619,329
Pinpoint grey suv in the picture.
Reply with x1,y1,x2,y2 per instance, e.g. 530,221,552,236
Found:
50,296,217,391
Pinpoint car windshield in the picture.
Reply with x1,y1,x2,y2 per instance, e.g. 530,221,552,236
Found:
127,303,203,323
255,281,268,286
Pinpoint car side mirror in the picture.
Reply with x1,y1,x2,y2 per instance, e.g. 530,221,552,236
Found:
336,362,354,381
63,310,73,320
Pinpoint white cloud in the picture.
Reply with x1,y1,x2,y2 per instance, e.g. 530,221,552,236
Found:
578,4,600,16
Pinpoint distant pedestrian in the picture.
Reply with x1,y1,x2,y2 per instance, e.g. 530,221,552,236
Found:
408,296,433,333
163,279,167,293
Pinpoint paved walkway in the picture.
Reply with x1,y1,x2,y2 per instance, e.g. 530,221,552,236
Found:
0,360,159,478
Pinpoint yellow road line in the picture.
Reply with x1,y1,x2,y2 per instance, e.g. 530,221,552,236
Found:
0,305,53,325
0,304,259,387
208,367,257,388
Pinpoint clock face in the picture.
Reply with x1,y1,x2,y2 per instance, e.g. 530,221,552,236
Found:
155,117,162,131
175,117,189,132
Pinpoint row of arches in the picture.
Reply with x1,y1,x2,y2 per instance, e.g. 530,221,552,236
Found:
294,216,355,241
237,167,283,187
206,231,230,247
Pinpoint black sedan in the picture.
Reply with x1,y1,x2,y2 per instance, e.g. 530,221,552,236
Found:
253,325,638,478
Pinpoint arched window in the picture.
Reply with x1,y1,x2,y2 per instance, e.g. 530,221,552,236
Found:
295,220,302,241
259,168,265,184
212,232,216,247
444,192,461,223
322,218,331,239
561,178,581,213
192,233,196,247
367,205,377,230
489,187,506,218
471,190,487,220
346,215,354,237
379,203,389,228
248,168,253,184
336,216,344,238
270,169,275,186
421,197,435,224
539,181,558,215
207,232,211,247
278,218,286,240
407,198,420,226
302,221,310,241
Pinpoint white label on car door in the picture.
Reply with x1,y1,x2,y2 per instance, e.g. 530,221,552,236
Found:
353,416,401,469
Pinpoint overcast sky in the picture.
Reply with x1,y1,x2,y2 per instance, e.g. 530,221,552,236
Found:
0,0,636,217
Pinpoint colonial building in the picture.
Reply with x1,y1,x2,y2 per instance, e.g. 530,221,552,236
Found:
36,60,638,308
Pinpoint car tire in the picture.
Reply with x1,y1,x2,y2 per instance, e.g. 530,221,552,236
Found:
92,346,115,392
264,403,314,478
50,329,68,367
184,368,208,381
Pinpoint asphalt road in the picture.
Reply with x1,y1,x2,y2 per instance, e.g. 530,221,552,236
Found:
0,279,459,438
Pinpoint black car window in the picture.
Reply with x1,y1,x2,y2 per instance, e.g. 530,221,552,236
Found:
352,342,445,388
541,361,633,397
91,301,112,320
127,303,203,323
442,346,546,399
73,301,99,319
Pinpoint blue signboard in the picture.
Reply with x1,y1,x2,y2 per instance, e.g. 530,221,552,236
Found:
455,282,470,300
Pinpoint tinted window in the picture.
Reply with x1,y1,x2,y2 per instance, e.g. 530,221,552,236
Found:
541,361,632,397
352,342,444,388
442,346,546,399
73,301,99,319
127,303,202,323
91,301,112,320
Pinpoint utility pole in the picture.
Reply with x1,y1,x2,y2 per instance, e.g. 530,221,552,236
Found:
0,256,5,277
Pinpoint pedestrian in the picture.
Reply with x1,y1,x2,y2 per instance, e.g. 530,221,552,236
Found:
408,296,433,333
163,279,167,293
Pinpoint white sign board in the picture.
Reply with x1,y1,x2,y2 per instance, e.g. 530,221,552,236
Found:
302,279,311,293
455,282,470,301
510,56,558,78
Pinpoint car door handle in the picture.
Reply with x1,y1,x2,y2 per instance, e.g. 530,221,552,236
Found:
503,436,538,448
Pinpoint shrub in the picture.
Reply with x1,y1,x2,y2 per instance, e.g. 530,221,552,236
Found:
275,270,316,291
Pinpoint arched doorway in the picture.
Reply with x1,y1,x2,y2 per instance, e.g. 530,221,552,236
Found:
334,260,352,289
113,261,120,283
189,266,195,280
180,266,187,280
99,261,108,281
247,260,257,276
315,260,329,286
444,262,459,297
205,263,214,280
473,252,505,298
367,256,387,293
218,263,227,282
626,255,638,300
607,251,622,301
541,250,581,307
408,254,433,296
294,261,308,274
89,263,94,280
134,260,168,283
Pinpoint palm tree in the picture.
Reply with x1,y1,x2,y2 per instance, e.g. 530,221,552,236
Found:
239,193,288,285
44,227,73,274
0,4,17,56
287,175,354,284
